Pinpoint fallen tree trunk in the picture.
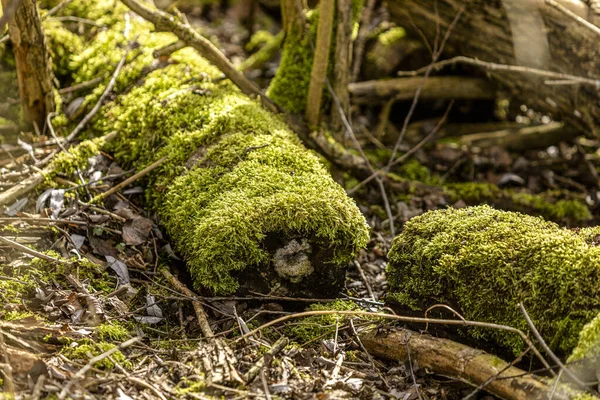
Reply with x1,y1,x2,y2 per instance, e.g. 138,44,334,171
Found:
360,328,584,400
386,205,600,363
388,0,600,136
47,2,369,296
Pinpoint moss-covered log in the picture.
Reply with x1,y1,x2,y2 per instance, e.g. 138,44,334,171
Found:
50,2,369,296
386,205,600,357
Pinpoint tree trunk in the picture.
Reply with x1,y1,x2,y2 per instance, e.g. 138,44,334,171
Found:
2,0,55,127
387,0,600,136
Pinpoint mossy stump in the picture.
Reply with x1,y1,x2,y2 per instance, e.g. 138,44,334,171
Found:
56,2,369,296
386,205,600,358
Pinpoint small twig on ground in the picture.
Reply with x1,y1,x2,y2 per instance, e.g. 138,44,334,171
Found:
349,319,390,390
518,303,593,393
354,260,375,301
161,269,213,337
397,55,600,87
58,75,106,94
58,336,142,400
0,236,68,264
109,355,168,400
244,336,288,383
91,156,167,203
153,40,186,58
404,331,424,400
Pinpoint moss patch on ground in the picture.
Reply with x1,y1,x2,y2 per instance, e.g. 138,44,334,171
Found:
444,182,591,223
387,205,600,356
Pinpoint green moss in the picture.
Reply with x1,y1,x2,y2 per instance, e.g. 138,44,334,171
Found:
569,313,600,362
2,311,35,321
63,340,132,369
43,19,84,78
397,159,439,185
50,137,103,175
444,182,501,203
60,6,369,295
377,27,406,46
245,30,275,52
239,31,284,72
387,205,600,356
444,182,591,223
96,321,131,341
266,17,315,113
285,300,360,343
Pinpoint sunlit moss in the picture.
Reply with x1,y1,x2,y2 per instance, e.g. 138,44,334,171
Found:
63,339,132,369
377,27,406,46
96,321,131,341
60,2,369,295
387,205,600,356
285,300,360,343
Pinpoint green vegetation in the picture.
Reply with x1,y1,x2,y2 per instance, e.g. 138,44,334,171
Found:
377,27,406,46
56,2,369,295
387,205,600,356
444,182,591,223
285,300,361,343
63,339,132,369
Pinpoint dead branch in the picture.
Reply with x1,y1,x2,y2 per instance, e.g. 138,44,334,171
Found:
349,76,496,104
359,328,583,400
243,336,288,383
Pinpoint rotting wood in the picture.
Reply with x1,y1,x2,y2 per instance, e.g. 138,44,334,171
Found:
348,76,496,104
388,0,600,136
1,0,55,127
360,328,582,400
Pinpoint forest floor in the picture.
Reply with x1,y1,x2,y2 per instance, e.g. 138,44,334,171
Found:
1,1,599,399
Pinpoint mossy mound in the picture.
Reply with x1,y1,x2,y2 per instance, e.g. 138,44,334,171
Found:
60,2,369,295
387,205,600,356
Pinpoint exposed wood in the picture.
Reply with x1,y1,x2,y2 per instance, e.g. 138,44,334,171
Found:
305,0,335,128
349,76,496,104
330,0,352,133
360,328,580,400
388,0,600,136
2,0,55,127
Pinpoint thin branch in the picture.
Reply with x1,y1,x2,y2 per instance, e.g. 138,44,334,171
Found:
385,5,465,174
397,55,600,87
58,336,142,400
0,236,68,264
518,303,594,393
351,0,376,82
91,156,167,203
545,0,600,37
234,309,552,372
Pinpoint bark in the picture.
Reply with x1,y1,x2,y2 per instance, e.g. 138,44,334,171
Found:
349,76,496,104
360,328,583,400
387,0,600,136
2,0,55,127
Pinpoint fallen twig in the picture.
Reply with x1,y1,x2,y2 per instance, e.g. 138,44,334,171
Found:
58,336,142,400
518,303,594,393
243,336,288,383
0,236,68,264
91,156,167,203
